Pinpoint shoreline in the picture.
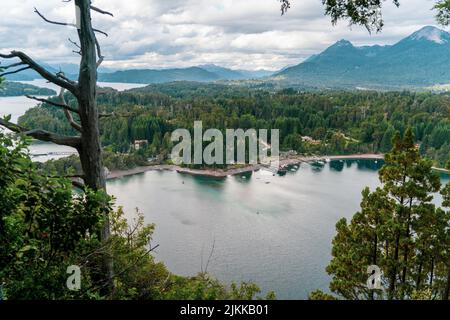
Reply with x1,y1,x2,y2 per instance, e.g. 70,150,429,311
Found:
107,153,388,180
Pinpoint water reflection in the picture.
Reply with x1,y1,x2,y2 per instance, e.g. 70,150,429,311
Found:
107,160,449,300
310,161,326,172
329,160,344,172
355,159,385,171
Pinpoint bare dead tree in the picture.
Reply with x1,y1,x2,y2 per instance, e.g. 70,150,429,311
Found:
0,0,114,294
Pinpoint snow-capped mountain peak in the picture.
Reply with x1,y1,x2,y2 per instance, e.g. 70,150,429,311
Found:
409,26,448,44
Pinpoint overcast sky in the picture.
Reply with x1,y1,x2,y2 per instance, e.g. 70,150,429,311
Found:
0,0,442,71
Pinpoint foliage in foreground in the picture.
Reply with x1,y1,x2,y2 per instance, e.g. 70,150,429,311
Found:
312,129,450,300
0,132,274,300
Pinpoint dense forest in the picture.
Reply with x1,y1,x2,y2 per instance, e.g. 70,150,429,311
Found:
19,82,450,171
0,81,56,97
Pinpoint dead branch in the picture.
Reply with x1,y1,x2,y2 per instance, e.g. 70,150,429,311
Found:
59,1,114,18
0,66,31,77
0,62,26,69
34,7,77,28
25,95,79,114
68,38,81,49
92,28,108,37
91,5,114,17
34,7,108,37
0,51,78,95
58,88,82,132
68,38,82,55
94,36,104,68
0,118,81,148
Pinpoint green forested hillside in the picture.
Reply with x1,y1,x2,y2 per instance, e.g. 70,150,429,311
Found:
18,83,450,167
0,81,56,97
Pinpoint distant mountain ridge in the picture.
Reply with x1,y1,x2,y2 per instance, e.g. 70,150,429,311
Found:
98,67,221,84
276,26,450,89
99,65,274,83
2,60,275,84
3,26,449,89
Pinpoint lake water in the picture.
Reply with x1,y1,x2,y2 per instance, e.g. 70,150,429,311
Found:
0,80,146,161
107,161,450,299
1,81,449,299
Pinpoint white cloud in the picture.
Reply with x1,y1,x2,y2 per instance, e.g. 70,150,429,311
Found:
0,0,443,70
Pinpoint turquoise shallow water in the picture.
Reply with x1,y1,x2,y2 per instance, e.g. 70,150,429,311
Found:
107,160,450,299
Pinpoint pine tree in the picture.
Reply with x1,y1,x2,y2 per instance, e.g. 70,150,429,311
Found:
324,129,446,300
379,129,441,298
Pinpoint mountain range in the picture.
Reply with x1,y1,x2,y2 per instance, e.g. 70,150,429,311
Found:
275,26,450,89
97,65,272,83
2,61,274,83
3,26,450,89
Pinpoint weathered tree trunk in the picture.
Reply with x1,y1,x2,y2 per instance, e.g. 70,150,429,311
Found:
77,0,105,190
0,0,114,294
389,225,402,300
401,200,413,287
75,0,113,293
429,257,435,287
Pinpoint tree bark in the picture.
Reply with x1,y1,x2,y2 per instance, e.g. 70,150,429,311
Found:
429,257,434,287
389,232,400,299
75,0,113,294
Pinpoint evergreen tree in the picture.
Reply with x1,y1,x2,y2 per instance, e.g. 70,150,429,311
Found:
324,129,447,300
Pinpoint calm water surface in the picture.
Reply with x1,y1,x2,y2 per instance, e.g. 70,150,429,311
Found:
107,160,449,299
0,80,145,160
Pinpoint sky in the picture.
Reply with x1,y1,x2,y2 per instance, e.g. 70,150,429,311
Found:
0,0,442,71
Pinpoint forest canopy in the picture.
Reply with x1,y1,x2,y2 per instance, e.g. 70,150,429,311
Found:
18,83,450,169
